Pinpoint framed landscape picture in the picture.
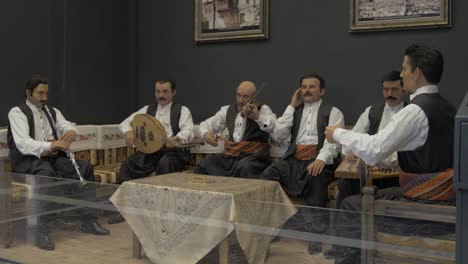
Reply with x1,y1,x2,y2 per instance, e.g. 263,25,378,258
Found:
195,0,269,43
349,0,450,32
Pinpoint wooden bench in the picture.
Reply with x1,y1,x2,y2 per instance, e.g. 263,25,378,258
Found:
360,164,456,264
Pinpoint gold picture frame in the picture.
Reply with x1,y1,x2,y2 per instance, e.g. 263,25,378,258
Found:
195,0,269,43
349,0,450,32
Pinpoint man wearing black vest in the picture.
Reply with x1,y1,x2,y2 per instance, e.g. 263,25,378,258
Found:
7,76,110,251
194,81,276,178
336,70,405,207
118,80,194,182
325,44,456,263
261,73,344,255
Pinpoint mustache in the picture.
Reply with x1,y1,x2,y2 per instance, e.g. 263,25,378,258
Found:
386,96,397,101
303,92,313,96
40,100,47,103
157,97,167,101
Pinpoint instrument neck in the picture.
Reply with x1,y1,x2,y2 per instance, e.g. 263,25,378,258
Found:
42,105,60,140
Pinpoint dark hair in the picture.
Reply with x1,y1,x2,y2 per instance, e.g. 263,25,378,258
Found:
404,43,444,84
25,75,48,97
381,70,403,86
156,80,176,92
299,73,325,89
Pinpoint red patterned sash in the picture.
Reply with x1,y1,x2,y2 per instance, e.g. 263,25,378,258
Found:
223,141,269,157
400,169,455,201
294,145,318,161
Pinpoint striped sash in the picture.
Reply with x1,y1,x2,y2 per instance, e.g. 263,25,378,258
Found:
294,144,318,161
223,141,269,157
400,169,455,201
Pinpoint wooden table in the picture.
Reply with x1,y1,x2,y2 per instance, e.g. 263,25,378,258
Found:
110,173,297,264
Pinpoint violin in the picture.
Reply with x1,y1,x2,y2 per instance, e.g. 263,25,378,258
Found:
215,82,267,139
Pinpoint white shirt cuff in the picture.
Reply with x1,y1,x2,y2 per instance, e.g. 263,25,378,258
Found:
256,113,269,128
285,105,295,116
199,128,209,139
40,142,52,156
316,152,332,165
333,128,346,144
175,133,188,142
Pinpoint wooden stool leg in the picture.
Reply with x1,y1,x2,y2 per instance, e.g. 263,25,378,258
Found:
219,237,229,264
361,186,377,264
0,158,12,248
132,230,142,258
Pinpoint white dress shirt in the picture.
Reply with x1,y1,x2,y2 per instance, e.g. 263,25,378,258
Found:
333,85,438,166
199,104,276,142
119,101,194,142
272,99,344,164
8,100,77,158
343,101,405,169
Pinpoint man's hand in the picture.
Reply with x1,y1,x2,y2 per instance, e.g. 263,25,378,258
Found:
60,130,77,144
166,136,181,148
242,103,260,120
125,131,135,147
290,88,303,108
51,139,70,152
307,159,326,176
203,132,218,147
325,125,340,144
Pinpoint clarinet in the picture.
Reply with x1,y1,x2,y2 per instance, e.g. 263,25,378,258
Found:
43,105,86,184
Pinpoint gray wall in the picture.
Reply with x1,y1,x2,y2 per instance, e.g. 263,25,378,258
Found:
135,0,468,125
0,0,57,125
2,0,467,126
0,0,134,126
62,0,135,124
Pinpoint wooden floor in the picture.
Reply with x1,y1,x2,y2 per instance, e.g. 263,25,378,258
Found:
0,221,334,264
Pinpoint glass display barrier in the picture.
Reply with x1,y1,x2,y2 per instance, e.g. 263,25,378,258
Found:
0,172,455,264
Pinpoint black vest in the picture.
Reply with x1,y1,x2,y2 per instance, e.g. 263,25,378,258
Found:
368,101,408,135
397,93,455,173
282,102,334,159
7,103,57,163
225,104,269,142
146,103,182,136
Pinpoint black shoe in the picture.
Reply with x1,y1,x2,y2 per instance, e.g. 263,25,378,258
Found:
80,221,111,235
308,242,322,255
107,214,125,224
35,232,55,251
324,248,359,263
323,249,341,259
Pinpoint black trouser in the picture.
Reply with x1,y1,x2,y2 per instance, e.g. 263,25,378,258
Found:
118,149,190,182
194,152,271,179
336,177,400,208
11,154,97,232
261,157,337,240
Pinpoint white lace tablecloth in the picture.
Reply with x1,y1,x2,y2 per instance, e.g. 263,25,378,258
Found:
110,173,297,264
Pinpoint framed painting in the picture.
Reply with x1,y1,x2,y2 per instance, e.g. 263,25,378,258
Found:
195,0,269,43
349,0,450,32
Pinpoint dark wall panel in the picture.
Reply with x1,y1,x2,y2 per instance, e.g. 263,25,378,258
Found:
63,0,134,124
0,0,134,126
0,0,54,125
136,0,468,125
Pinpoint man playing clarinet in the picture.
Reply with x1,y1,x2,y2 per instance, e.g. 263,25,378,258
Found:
7,75,110,251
